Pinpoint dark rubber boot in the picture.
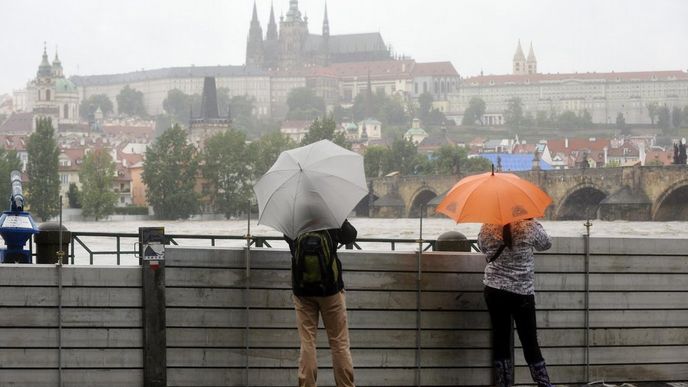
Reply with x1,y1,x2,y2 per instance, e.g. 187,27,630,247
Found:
528,360,554,387
494,359,513,387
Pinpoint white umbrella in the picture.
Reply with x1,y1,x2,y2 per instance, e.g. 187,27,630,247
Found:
253,139,368,239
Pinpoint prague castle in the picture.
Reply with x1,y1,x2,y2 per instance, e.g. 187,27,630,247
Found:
245,0,390,69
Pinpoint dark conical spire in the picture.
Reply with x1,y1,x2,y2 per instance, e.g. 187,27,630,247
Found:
246,1,264,66
266,1,278,40
322,3,329,37
37,42,52,78
200,77,219,119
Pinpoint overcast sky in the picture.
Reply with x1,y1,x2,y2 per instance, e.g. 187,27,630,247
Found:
2,0,687,94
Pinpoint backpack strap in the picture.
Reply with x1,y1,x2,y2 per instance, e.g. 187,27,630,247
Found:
486,244,506,263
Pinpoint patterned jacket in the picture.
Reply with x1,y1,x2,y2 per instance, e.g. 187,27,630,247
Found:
478,220,551,295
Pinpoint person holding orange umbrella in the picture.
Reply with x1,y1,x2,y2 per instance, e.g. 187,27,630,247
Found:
436,166,554,387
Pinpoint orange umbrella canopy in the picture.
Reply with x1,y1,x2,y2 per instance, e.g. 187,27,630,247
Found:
436,171,552,225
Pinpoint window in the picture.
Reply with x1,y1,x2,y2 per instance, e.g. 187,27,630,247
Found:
63,104,69,119
423,82,427,93
46,90,51,101
414,82,418,94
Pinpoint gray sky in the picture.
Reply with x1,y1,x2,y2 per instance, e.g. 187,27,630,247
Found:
2,0,687,94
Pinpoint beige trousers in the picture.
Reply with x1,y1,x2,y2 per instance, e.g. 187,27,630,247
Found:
292,291,355,387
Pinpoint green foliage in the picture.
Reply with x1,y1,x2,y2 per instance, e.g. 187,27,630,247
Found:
363,146,387,178
647,102,659,125
301,117,350,148
351,91,409,126
116,85,147,117
504,97,524,128
162,89,195,125
67,183,81,208
142,124,200,219
616,112,628,134
671,107,682,129
79,149,118,220
79,94,113,120
201,129,252,218
417,92,446,126
26,117,60,220
383,137,421,175
657,106,671,132
0,149,22,210
556,110,593,131
287,87,326,120
248,132,295,178
462,97,486,126
112,206,149,215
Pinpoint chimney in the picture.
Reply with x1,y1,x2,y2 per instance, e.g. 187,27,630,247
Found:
565,137,568,149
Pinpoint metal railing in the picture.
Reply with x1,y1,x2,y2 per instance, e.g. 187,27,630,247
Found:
30,231,480,265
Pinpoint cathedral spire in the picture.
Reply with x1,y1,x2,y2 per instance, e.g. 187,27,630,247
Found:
322,3,329,37
513,39,527,75
286,0,301,22
246,1,264,67
513,40,525,61
526,41,537,74
266,1,278,40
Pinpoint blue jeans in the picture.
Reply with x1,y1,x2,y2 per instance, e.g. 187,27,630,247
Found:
484,286,544,364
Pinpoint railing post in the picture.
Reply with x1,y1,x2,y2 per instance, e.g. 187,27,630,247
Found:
139,227,167,387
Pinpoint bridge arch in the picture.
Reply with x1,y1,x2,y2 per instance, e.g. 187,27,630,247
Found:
554,183,609,220
653,179,688,221
408,187,438,218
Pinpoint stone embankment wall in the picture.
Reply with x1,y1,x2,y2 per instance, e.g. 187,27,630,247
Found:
0,237,686,386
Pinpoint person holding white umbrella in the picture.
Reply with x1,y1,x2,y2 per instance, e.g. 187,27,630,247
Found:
254,140,367,387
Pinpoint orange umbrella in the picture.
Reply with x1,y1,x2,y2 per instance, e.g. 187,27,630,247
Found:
436,169,552,225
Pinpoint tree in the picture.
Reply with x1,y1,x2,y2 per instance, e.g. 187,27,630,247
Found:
142,124,199,219
616,112,627,134
647,102,659,125
202,130,252,218
462,97,486,126
301,117,349,148
26,117,60,220
248,132,295,178
657,106,671,132
79,94,114,120
557,110,580,130
363,146,389,178
418,93,434,122
504,97,524,128
79,149,118,220
382,137,420,175
0,148,22,209
67,183,81,208
671,106,682,129
116,85,147,117
229,95,258,133
162,89,193,124
286,87,325,120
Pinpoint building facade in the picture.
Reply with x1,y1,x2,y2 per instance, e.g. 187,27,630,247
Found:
450,42,688,125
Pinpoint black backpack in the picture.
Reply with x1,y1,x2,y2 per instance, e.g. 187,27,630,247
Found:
293,230,339,294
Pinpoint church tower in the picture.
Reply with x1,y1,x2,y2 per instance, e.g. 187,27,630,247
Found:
279,0,309,68
512,40,527,75
526,42,537,74
319,3,330,66
246,2,264,67
52,49,64,78
266,2,278,41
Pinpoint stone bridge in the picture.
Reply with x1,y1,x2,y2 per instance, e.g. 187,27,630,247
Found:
364,165,688,221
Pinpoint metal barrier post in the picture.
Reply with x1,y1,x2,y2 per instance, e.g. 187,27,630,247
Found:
139,227,166,387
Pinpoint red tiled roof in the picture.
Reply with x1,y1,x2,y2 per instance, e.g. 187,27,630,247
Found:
0,135,28,151
102,125,154,137
463,70,688,86
547,137,610,154
411,62,459,77
280,120,312,130
645,149,674,165
329,60,415,80
0,112,33,134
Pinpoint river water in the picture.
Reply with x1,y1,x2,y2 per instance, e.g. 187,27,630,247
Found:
55,218,688,265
